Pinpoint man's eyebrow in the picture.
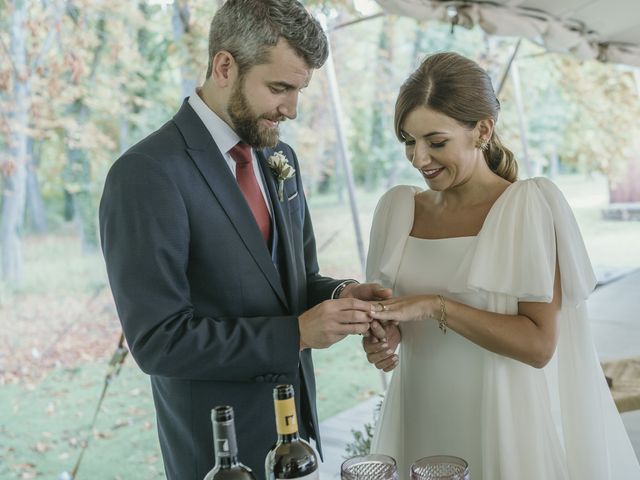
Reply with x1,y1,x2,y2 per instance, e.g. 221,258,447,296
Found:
269,80,309,90
269,81,297,89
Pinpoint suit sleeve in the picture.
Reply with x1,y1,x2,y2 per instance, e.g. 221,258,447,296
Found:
99,152,301,382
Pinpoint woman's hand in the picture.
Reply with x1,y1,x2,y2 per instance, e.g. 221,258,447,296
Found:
362,320,401,372
370,295,438,323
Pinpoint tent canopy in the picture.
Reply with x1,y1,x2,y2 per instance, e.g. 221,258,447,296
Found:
375,0,640,67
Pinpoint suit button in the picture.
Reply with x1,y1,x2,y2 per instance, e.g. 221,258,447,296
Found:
254,375,264,383
275,375,287,383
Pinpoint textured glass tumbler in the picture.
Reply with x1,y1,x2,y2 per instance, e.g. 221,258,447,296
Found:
410,456,470,480
341,454,398,480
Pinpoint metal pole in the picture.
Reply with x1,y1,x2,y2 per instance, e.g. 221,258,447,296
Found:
634,68,640,99
322,27,366,276
320,19,384,389
510,60,533,177
496,38,522,97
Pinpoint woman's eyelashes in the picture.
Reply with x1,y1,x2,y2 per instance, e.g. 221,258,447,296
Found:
403,139,447,149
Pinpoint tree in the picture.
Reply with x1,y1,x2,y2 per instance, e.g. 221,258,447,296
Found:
1,1,29,285
0,1,64,284
555,57,640,200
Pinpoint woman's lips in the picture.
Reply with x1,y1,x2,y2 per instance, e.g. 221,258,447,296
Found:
422,167,444,180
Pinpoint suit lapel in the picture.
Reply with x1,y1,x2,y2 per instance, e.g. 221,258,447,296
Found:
173,102,288,308
257,148,299,312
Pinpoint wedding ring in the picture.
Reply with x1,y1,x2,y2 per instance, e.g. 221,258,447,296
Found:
377,302,388,312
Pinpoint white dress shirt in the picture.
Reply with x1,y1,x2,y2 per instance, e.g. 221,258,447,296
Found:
188,89,272,215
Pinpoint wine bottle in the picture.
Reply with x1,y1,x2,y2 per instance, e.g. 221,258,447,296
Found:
265,384,319,480
203,406,256,480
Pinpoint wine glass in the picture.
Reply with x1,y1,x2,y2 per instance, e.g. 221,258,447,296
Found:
341,454,398,480
410,455,470,480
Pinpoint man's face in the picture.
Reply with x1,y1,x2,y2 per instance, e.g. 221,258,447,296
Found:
227,39,313,149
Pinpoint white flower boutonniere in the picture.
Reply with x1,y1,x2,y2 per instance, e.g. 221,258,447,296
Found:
267,151,296,201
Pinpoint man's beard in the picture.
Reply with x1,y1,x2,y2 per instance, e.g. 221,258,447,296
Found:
227,79,281,149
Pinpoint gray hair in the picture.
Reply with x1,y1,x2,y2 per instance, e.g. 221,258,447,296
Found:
206,0,329,78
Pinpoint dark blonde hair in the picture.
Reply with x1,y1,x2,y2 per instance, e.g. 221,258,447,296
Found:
395,52,517,183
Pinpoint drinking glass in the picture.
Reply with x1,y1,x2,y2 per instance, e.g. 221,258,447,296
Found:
341,454,398,480
410,455,470,480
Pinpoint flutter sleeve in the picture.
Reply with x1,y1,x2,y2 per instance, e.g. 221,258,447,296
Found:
366,185,421,290
450,177,597,305
459,178,638,479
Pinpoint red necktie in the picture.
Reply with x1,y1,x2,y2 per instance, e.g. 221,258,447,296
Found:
229,142,271,245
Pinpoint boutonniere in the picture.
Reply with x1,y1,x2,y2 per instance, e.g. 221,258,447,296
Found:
267,151,296,201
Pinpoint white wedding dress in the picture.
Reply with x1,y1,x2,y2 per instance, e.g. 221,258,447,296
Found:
366,178,640,480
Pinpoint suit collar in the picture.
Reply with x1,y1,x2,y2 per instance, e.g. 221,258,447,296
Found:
174,101,289,309
173,99,215,151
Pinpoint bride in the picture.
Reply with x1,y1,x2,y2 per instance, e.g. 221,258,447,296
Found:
362,52,640,479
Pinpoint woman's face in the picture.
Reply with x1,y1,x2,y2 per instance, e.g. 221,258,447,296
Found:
400,106,486,191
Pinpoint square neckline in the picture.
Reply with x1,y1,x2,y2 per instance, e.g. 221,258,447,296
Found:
408,181,517,240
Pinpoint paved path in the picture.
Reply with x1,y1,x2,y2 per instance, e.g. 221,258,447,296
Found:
318,268,640,478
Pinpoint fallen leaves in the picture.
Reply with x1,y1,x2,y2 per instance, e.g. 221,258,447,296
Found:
0,290,122,386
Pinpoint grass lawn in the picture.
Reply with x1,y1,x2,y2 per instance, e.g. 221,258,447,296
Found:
0,173,638,479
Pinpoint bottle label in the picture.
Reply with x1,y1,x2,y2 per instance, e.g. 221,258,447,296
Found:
274,397,298,435
213,420,238,457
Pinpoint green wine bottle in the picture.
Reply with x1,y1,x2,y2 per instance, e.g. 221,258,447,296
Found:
204,406,256,480
265,385,319,480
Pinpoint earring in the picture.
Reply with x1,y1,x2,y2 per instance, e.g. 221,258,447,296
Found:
476,139,489,151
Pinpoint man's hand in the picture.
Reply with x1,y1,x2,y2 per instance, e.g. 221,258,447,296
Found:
340,282,392,302
363,320,401,372
298,298,373,350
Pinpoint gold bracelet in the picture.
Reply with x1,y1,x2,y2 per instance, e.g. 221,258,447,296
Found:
437,295,447,334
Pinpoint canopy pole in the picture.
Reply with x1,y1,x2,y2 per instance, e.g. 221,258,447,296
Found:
496,38,522,96
321,21,366,277
321,17,385,391
510,59,534,177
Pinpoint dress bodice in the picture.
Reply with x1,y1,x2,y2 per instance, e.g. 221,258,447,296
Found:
394,236,485,476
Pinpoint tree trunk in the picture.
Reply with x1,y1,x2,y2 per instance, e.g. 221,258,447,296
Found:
60,9,106,253
119,116,130,155
26,139,48,233
384,21,424,191
64,102,99,254
367,16,395,191
548,144,559,181
1,1,29,286
173,1,198,99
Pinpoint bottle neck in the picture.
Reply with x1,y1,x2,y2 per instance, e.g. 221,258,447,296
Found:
274,397,300,443
213,420,240,469
217,455,240,469
277,431,300,444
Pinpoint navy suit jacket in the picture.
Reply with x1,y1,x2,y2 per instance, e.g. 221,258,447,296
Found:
99,100,342,479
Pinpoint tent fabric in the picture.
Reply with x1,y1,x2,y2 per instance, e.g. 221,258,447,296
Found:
375,0,640,67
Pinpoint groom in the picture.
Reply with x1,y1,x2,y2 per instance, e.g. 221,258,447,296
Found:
99,1,390,479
